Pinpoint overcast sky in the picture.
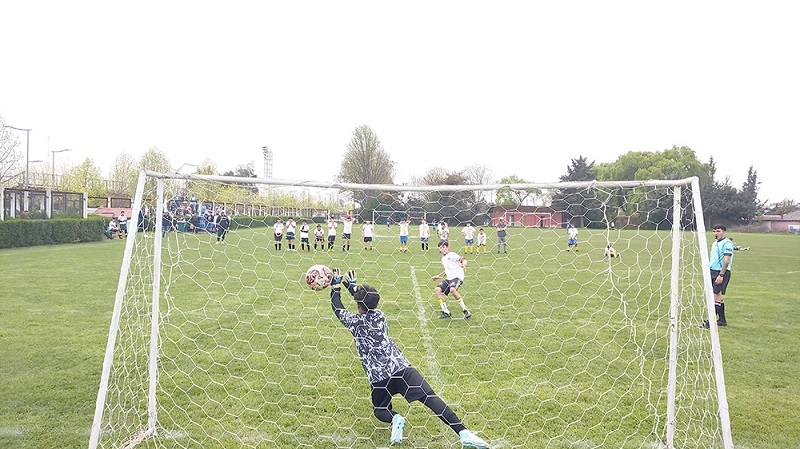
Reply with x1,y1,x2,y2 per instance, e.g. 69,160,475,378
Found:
1,1,797,202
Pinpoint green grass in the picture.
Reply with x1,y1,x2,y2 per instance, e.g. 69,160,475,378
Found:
1,229,799,448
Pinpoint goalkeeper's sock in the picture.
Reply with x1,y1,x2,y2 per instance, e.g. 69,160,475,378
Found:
458,299,468,311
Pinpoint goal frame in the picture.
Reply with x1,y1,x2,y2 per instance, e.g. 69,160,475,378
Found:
89,172,733,449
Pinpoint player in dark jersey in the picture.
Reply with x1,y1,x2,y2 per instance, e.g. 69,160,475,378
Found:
330,269,489,448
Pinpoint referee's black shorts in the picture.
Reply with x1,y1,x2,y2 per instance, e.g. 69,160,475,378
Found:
710,270,731,295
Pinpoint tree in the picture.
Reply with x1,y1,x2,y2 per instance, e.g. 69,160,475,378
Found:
767,199,799,218
337,125,396,219
338,125,395,185
62,158,106,197
223,162,259,194
414,168,488,225
464,163,493,203
496,175,543,206
0,116,22,185
109,153,139,197
138,147,172,203
736,166,765,224
552,156,600,227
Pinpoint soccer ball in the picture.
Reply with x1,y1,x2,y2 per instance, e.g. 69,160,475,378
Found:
305,264,333,291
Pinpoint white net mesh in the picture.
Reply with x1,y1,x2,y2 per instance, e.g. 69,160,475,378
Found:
90,173,731,449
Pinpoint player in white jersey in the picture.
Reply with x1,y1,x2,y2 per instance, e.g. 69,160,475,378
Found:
327,218,338,251
273,219,285,251
431,240,471,319
341,215,355,252
461,223,475,254
299,220,311,252
398,219,410,252
419,219,430,251
362,220,375,250
476,228,487,254
567,224,579,252
285,218,297,251
437,221,450,243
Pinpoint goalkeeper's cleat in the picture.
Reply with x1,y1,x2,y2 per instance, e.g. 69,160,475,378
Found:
463,309,471,319
439,312,451,319
459,429,489,448
390,414,405,445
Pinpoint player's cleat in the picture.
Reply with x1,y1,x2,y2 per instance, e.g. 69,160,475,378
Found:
463,309,471,319
459,429,489,448
439,312,451,319
700,320,710,329
390,414,405,444
717,320,727,327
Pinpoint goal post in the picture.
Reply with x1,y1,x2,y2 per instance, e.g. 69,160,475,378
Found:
89,172,732,449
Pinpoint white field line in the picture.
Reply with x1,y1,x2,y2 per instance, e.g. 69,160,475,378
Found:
409,266,441,384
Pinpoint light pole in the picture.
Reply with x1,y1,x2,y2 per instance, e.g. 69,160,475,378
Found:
51,149,72,187
2,124,32,188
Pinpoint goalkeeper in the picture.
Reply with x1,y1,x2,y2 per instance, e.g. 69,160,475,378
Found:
329,268,490,448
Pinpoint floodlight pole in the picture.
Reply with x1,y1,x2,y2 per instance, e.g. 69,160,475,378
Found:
51,148,72,186
2,125,32,188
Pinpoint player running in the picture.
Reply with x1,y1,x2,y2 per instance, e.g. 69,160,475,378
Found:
431,240,471,319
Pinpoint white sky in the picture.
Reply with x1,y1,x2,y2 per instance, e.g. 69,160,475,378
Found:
1,1,797,202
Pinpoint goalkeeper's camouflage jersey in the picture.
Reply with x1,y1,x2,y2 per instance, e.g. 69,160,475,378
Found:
331,287,411,384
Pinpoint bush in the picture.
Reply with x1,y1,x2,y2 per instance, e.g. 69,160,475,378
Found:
0,217,105,248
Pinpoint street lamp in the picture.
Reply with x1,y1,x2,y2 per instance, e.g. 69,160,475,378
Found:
2,124,32,188
51,149,72,187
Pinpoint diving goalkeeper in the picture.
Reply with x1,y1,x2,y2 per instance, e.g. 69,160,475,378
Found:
330,268,490,448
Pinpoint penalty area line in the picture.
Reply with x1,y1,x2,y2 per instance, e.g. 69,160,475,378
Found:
409,266,441,384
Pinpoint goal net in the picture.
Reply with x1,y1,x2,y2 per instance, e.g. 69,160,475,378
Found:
89,172,732,449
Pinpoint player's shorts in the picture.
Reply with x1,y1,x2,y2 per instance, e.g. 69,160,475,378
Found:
371,366,433,406
315,237,324,243
274,234,283,241
328,235,336,242
343,233,352,240
710,270,731,295
421,237,429,243
465,239,474,244
286,232,295,241
497,235,507,243
364,237,373,243
568,238,577,246
438,278,463,296
400,236,408,244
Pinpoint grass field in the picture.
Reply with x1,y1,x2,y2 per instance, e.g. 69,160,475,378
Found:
1,227,799,448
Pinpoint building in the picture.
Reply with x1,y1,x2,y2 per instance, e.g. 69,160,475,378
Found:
487,206,564,228
752,210,800,233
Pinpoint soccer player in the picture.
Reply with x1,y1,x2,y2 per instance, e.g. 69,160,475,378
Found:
215,210,230,244
604,244,619,258
329,269,490,448
419,219,430,251
476,228,487,254
437,220,450,244
362,220,375,250
314,224,325,251
461,223,475,254
702,224,735,328
398,219,410,252
567,224,578,252
327,218,338,251
299,220,311,252
117,211,128,238
285,218,297,251
341,215,355,252
431,240,471,319
273,218,285,251
496,218,507,253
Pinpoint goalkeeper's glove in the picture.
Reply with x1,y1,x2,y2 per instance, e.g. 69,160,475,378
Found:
345,270,357,289
331,268,342,290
